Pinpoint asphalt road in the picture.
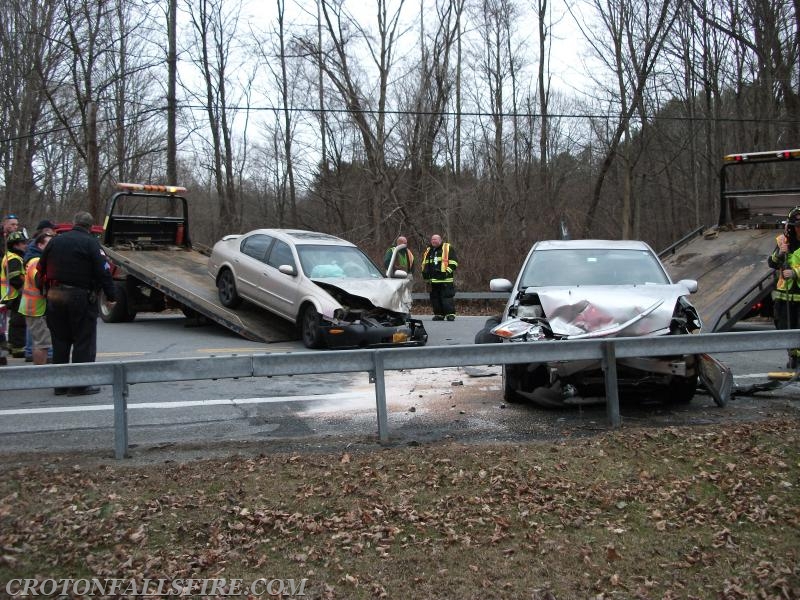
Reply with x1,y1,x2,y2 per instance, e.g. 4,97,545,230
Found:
0,313,797,462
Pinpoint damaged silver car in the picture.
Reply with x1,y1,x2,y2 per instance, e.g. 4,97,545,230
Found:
485,240,731,407
208,229,427,349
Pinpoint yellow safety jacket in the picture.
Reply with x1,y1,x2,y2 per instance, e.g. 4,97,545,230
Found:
19,256,46,317
421,243,458,283
771,234,800,302
384,246,414,272
0,251,24,303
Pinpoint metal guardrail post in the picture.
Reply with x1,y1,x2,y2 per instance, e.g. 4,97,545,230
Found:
113,363,129,459
602,341,621,427
371,352,389,444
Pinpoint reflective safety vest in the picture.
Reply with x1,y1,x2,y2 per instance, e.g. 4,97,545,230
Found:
19,256,46,317
421,243,457,283
772,234,800,302
385,246,414,272
0,251,24,303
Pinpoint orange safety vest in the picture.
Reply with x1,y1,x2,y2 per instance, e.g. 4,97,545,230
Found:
1,251,24,302
19,256,46,317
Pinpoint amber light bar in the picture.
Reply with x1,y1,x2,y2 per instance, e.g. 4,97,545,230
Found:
723,149,800,163
116,182,187,194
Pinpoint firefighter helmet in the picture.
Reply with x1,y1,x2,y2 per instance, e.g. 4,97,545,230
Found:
6,231,28,248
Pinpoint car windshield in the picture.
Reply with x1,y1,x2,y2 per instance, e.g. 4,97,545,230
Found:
297,244,384,279
519,248,670,287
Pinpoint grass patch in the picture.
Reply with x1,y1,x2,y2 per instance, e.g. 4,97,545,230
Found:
1,419,798,599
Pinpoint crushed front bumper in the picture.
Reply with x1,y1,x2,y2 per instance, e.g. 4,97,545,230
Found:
321,318,428,349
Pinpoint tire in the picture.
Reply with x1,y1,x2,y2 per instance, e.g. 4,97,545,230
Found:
100,281,136,323
668,373,698,404
217,269,242,308
300,305,324,349
475,315,502,344
502,365,524,403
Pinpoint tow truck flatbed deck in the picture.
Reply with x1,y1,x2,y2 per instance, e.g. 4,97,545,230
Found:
103,246,296,343
661,227,777,332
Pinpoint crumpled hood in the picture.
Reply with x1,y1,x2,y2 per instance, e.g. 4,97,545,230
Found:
312,277,412,314
530,283,694,338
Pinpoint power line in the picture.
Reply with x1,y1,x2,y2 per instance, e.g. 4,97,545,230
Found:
1,102,798,146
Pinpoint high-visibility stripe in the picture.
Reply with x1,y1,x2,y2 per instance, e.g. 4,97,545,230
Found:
19,257,45,316
0,253,23,302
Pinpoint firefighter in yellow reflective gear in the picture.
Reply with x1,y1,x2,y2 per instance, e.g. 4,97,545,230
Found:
1,231,29,358
421,233,459,321
19,232,54,365
768,206,800,368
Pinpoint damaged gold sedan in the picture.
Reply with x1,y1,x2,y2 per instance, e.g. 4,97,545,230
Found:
208,229,427,349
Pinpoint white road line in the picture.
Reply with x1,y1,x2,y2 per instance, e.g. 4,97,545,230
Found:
0,392,365,416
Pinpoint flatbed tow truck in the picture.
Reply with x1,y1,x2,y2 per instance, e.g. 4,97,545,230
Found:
99,183,295,343
660,149,800,331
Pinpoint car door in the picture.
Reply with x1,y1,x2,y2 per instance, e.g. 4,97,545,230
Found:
260,238,302,319
236,234,273,301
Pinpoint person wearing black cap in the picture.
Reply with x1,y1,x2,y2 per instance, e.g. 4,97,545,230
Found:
39,211,117,395
768,206,800,368
24,219,56,263
1,231,30,358
21,219,57,361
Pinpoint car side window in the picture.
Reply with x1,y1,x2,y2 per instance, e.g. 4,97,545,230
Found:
240,234,273,261
266,240,295,270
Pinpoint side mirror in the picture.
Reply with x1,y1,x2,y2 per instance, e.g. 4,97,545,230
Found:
677,279,698,293
490,278,513,292
385,244,408,277
278,264,296,276
391,269,408,279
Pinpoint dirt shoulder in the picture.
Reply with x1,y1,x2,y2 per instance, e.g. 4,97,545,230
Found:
1,415,798,599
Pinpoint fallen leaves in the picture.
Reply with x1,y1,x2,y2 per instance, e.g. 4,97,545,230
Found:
0,418,797,599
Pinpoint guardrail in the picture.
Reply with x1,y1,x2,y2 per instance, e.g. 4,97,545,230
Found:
412,291,508,301
1,330,797,459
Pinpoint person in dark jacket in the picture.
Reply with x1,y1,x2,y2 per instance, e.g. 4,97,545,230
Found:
38,211,117,395
421,233,459,321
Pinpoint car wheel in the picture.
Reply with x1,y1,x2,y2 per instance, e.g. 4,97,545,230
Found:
217,269,242,308
502,365,524,403
301,305,324,349
475,315,502,344
100,281,136,323
668,373,698,404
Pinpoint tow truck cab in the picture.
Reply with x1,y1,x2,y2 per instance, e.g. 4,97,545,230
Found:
99,183,191,322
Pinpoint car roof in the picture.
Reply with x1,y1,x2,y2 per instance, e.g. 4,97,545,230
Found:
532,239,654,251
246,229,356,247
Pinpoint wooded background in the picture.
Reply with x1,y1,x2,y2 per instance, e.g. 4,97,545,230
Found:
1,0,797,287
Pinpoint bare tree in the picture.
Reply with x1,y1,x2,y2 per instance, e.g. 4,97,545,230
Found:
0,0,60,218
689,0,800,142
398,0,463,239
296,0,406,245
182,0,252,234
251,0,299,227
167,0,178,184
579,0,678,238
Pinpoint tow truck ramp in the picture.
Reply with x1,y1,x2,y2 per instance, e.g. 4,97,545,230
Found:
660,227,777,332
104,247,297,343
